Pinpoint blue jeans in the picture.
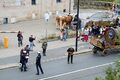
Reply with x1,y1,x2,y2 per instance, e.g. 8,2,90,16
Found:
29,42,34,51
63,34,67,41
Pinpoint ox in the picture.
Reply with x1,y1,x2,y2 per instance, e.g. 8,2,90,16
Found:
56,15,73,30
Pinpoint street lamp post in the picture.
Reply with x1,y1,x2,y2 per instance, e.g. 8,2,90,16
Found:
69,0,71,14
75,0,80,52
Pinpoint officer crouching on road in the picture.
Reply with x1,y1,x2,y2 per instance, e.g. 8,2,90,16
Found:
36,52,44,75
67,47,75,64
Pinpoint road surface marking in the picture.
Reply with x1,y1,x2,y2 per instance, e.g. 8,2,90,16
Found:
39,62,114,80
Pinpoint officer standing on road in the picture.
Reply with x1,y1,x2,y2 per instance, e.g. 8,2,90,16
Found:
24,45,30,55
42,41,47,56
20,50,27,72
36,52,44,75
67,47,75,64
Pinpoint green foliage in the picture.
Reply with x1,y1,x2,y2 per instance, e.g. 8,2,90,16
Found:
47,34,58,40
68,30,76,38
95,77,104,80
95,0,114,2
38,30,76,43
96,0,120,3
85,21,111,28
116,0,120,3
105,66,115,80
95,61,120,80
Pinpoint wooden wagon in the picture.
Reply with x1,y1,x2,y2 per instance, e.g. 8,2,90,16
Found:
90,27,120,56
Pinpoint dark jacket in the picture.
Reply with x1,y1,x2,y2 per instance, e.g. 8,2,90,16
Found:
73,15,81,29
67,47,75,55
24,45,30,54
36,54,41,64
17,33,23,41
20,53,27,64
42,42,47,49
29,37,35,42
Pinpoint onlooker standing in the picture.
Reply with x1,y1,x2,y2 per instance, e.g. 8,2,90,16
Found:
63,28,68,41
59,29,64,41
115,17,119,26
83,28,89,42
29,35,35,51
20,49,27,72
112,2,116,11
67,47,75,64
42,41,47,56
36,52,44,75
17,31,23,47
44,12,50,22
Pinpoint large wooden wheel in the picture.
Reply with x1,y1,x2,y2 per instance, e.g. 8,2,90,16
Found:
92,47,97,54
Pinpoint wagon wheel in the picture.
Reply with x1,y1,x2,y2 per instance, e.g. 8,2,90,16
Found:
92,47,97,54
102,50,108,56
97,50,103,56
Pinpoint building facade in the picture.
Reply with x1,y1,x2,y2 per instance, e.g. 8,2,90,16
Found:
0,0,74,24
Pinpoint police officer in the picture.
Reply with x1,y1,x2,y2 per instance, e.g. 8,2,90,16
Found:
20,50,27,72
73,14,81,30
42,41,47,56
67,47,75,64
36,52,44,75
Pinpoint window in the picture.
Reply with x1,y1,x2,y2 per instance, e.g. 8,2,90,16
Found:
16,0,21,6
31,0,36,5
56,0,61,3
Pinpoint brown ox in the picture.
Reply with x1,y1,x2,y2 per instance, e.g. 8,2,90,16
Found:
56,15,73,29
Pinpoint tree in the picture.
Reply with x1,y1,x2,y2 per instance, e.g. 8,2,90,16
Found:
95,61,120,80
116,0,120,3
96,0,114,2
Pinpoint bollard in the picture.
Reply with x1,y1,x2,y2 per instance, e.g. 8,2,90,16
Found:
4,37,8,48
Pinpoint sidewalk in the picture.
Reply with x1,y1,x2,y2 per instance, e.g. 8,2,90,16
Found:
0,38,92,58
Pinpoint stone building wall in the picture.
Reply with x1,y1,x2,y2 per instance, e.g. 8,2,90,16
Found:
0,0,74,24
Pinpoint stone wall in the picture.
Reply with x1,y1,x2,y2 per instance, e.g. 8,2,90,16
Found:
0,0,74,24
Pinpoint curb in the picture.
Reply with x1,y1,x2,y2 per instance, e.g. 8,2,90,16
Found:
0,63,19,70
0,49,92,70
0,31,18,33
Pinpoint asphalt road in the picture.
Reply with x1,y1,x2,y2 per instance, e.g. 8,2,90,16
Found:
0,42,90,65
0,51,119,80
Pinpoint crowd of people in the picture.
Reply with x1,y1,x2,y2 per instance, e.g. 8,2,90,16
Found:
79,17,120,42
17,31,48,74
16,13,120,75
17,29,76,75
59,27,68,41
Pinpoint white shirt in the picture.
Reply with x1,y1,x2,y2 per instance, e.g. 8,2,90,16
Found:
44,13,50,20
84,29,89,35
